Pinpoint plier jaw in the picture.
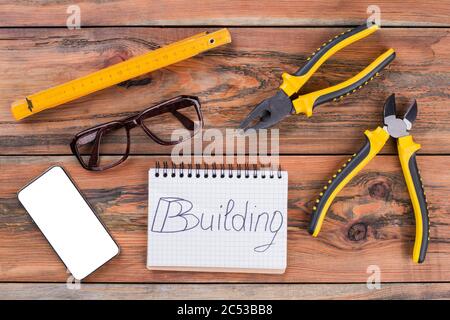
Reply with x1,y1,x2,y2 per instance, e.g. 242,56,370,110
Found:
239,90,294,130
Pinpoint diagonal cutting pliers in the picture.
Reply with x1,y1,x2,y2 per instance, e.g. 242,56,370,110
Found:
308,94,429,263
239,23,396,130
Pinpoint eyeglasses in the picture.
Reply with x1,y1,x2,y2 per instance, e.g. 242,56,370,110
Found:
70,95,203,171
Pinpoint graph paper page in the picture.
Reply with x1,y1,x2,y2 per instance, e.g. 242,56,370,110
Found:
147,168,288,273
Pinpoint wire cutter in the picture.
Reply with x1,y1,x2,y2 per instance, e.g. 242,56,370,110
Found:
239,23,396,130
308,94,429,263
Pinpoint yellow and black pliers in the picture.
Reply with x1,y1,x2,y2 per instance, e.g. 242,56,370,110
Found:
239,23,396,130
309,94,429,263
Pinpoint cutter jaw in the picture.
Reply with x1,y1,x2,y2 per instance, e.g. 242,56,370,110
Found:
383,94,417,138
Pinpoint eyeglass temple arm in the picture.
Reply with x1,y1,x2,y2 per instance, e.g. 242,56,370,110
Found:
88,131,103,168
171,110,196,130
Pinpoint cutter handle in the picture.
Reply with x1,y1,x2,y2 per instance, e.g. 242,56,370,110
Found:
308,127,390,236
292,48,395,117
397,135,429,263
279,23,380,98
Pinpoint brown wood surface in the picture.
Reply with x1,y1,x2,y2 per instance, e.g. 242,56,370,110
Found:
0,0,449,299
0,27,449,155
2,283,450,300
1,155,449,283
0,1,448,27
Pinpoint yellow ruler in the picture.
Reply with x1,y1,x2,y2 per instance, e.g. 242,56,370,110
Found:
11,28,232,120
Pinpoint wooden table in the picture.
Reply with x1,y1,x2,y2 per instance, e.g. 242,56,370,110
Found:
0,1,449,300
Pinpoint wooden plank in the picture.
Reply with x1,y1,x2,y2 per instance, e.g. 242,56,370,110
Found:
1,282,450,300
0,155,449,283
0,28,448,155
0,1,448,27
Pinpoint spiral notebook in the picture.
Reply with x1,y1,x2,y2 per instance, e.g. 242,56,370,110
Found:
147,164,288,274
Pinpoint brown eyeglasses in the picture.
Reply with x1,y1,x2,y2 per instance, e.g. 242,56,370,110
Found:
70,95,203,171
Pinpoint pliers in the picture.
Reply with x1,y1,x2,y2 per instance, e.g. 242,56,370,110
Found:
240,23,396,130
308,94,429,263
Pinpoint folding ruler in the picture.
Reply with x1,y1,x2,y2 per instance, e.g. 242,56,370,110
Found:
11,28,231,120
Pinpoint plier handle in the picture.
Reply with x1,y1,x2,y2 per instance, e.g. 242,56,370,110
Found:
240,23,396,130
308,94,429,263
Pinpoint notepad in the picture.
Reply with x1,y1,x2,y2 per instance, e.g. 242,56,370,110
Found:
147,165,288,274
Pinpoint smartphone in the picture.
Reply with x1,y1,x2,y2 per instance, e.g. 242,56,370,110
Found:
18,166,119,280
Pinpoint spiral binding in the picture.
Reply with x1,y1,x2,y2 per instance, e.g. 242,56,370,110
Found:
154,162,283,179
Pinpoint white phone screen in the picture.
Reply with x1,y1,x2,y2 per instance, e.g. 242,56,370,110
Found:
18,166,119,280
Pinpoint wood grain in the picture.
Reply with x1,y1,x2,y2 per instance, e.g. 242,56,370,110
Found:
2,283,450,300
0,1,448,27
0,28,448,155
1,155,449,283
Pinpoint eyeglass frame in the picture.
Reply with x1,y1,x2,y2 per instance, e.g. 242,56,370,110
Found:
70,95,203,171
